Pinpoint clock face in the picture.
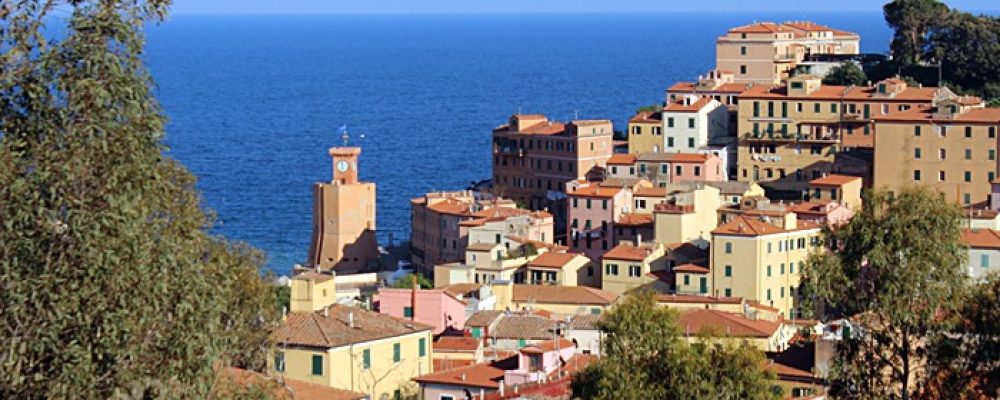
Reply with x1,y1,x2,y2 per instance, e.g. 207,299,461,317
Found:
337,160,350,172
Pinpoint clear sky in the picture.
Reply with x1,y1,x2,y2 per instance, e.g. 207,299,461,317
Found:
170,0,998,15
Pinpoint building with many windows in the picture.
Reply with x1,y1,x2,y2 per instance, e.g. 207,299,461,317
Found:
709,215,821,318
716,21,860,85
872,95,998,206
566,181,638,260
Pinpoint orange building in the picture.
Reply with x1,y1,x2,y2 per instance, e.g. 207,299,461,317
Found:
307,147,378,273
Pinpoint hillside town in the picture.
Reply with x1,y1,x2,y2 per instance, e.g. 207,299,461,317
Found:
266,20,1000,400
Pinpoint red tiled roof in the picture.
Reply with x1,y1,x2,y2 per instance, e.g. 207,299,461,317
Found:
739,83,939,102
512,285,619,305
712,216,787,236
567,185,623,199
873,106,1000,124
765,361,815,379
809,174,861,187
272,305,431,348
432,359,475,372
729,22,795,34
655,294,742,305
677,309,781,338
528,252,583,269
434,336,481,352
606,153,637,165
663,96,715,113
521,338,576,354
961,228,1000,250
216,368,367,400
602,243,656,261
465,310,503,328
413,361,507,389
633,186,667,197
616,213,654,227
674,263,710,274
629,111,662,124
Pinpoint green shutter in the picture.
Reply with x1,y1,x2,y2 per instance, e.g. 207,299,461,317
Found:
363,349,371,369
393,343,401,362
518,339,527,348
403,306,413,318
699,278,708,294
471,327,482,338
419,338,426,357
311,355,323,375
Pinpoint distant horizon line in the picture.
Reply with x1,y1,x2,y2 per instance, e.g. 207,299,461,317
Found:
167,9,999,16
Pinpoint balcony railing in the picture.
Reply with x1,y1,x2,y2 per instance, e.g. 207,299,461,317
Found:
743,131,839,143
493,145,525,156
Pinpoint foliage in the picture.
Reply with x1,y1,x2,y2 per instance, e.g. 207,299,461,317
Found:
636,104,662,113
0,1,279,398
926,11,1000,100
823,62,868,86
391,273,433,289
800,187,968,400
883,0,951,66
272,284,291,314
571,292,779,399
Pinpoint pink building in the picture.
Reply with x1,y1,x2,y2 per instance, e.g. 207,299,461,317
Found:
788,201,854,226
375,287,468,334
566,181,633,260
503,338,578,385
634,152,726,187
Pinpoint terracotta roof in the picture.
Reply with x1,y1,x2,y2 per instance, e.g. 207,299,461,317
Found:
963,208,999,219
426,198,475,216
216,368,368,400
440,283,484,298
809,174,861,187
728,22,795,34
602,243,657,262
787,201,839,216
873,106,1000,124
519,121,567,135
782,21,859,38
505,235,569,253
465,310,503,328
520,338,576,354
765,361,815,379
665,242,709,261
290,271,334,283
663,96,715,113
739,83,939,102
528,252,583,269
598,177,648,188
677,309,781,338
633,186,667,197
712,216,787,236
674,263,710,274
629,111,662,124
413,361,507,389
616,212,654,227
491,314,556,340
568,314,603,330
667,81,751,94
466,242,502,251
606,153,637,165
568,184,624,199
635,152,711,163
273,305,431,348
655,293,742,305
432,358,476,372
961,229,1000,250
512,285,618,305
434,336,481,352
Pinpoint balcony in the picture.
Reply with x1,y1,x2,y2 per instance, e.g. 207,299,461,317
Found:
493,145,525,157
774,53,797,62
743,131,795,142
840,111,869,122
797,132,840,143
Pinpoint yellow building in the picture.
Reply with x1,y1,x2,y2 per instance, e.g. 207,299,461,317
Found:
600,242,668,295
808,174,863,210
873,96,999,206
652,184,721,245
736,75,940,194
677,308,794,352
627,111,663,154
709,215,821,318
716,21,860,85
524,251,596,287
308,147,378,273
489,281,619,318
270,305,433,400
288,271,339,313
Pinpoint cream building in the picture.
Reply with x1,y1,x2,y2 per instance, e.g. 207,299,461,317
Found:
600,242,668,295
652,184,721,245
716,21,860,85
489,280,619,318
710,215,821,318
272,286,433,400
872,95,998,206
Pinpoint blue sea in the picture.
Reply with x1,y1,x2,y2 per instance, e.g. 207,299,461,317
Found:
145,12,892,275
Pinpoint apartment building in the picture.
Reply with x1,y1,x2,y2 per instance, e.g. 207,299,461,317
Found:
410,192,513,272
566,181,634,260
960,228,1000,281
628,95,729,152
710,215,822,318
523,252,595,287
736,75,940,194
652,184,722,245
635,152,726,187
716,21,860,85
600,242,668,295
492,114,614,213
873,95,999,206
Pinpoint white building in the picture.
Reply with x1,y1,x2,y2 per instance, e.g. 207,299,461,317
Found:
961,228,1000,281
661,95,729,153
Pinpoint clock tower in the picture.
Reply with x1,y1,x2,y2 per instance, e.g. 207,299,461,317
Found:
306,146,378,273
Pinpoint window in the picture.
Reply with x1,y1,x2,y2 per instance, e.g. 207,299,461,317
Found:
981,254,990,267
991,127,996,138
419,338,427,357
688,118,695,129
740,65,747,74
913,170,921,181
780,287,785,298
991,150,996,161
914,147,921,159
796,102,803,112
789,262,795,273
790,81,803,89
725,265,732,277
966,126,973,138
629,265,642,277
725,242,732,254
676,165,683,176
274,352,285,372
939,126,947,137
688,137,695,148
780,263,785,274
606,264,618,276
914,126,921,136
632,126,640,135
441,395,455,400
939,170,946,181
312,355,323,375
767,265,772,277
602,200,608,210
393,343,401,362
653,127,661,135
403,306,413,318
939,149,946,160
830,103,837,113
363,349,371,369
667,137,674,147
767,243,772,253
740,46,747,55
965,171,972,182
767,289,772,301
813,103,820,113
724,288,732,297
700,278,708,294
694,166,702,176
966,149,972,160
683,275,690,285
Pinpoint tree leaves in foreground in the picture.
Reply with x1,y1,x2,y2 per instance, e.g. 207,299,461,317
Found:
822,62,868,86
1,1,279,398
800,187,968,400
571,292,779,400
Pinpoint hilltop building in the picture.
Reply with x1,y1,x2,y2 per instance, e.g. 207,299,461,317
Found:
716,21,860,84
307,147,378,273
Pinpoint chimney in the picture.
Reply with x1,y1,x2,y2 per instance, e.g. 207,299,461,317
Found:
348,311,354,328
635,234,642,246
323,306,329,318
410,272,418,322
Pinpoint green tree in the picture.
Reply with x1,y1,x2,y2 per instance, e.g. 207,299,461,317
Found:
391,273,433,289
926,11,1000,100
571,292,779,399
0,1,278,398
800,187,967,400
884,0,951,66
823,62,868,86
